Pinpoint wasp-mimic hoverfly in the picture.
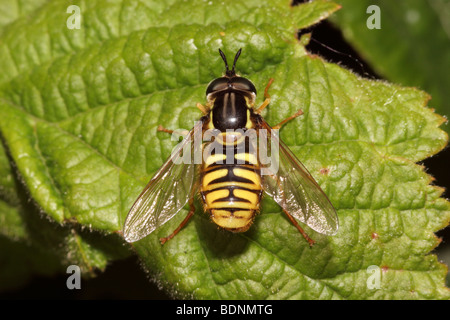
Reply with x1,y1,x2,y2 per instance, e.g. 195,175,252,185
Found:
123,49,338,246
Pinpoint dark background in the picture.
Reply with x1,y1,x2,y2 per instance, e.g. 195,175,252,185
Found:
1,19,449,299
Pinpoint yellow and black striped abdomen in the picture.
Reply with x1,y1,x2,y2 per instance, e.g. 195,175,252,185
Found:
200,134,262,232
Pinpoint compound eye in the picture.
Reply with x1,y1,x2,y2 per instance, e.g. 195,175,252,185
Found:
232,77,257,95
206,77,228,95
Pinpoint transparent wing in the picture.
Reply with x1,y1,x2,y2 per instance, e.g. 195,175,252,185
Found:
123,122,202,242
259,120,338,235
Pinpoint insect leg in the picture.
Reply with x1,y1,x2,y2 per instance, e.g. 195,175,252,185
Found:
266,173,315,247
157,125,174,134
281,208,316,247
158,101,209,135
272,109,303,130
255,78,274,114
196,102,209,115
157,125,190,137
160,197,196,245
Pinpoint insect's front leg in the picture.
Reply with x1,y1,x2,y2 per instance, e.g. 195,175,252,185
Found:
253,78,303,129
157,125,190,137
157,101,210,136
196,102,210,115
255,78,274,114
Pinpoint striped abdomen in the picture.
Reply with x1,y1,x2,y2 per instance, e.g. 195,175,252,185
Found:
200,133,262,232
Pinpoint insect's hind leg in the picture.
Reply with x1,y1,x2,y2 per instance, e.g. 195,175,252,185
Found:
160,197,196,245
281,208,315,247
266,174,315,247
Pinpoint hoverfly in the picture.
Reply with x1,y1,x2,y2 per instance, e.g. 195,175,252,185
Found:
123,49,338,246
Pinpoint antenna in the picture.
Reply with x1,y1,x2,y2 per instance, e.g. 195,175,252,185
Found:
231,48,242,74
218,48,242,77
218,49,229,72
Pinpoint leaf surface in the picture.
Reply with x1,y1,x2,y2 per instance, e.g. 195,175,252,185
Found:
331,0,450,133
0,0,448,299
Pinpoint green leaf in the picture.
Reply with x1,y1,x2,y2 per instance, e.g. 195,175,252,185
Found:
0,0,47,28
0,139,129,290
0,0,448,299
132,53,450,299
330,0,450,133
